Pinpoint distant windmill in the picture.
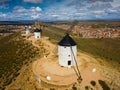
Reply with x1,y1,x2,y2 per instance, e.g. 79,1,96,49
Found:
34,28,42,39
25,25,30,34
58,21,82,83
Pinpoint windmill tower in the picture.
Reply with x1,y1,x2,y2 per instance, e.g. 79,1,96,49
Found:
34,28,42,38
58,21,82,83
58,33,77,67
58,21,78,67
25,26,30,34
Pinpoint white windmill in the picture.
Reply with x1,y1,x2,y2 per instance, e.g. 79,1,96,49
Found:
58,33,77,67
25,26,30,34
34,28,42,38
58,21,82,83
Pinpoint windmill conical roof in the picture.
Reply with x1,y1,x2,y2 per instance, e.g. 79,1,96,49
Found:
58,34,77,46
34,28,42,32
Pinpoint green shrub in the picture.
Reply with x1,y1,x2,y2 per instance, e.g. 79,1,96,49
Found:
90,81,96,86
98,80,110,90
85,86,93,90
50,88,55,90
72,84,77,90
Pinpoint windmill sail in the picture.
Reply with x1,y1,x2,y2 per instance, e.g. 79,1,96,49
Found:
66,21,78,34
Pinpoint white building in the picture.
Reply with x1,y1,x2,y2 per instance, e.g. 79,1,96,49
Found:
0,33,3,36
58,34,77,67
25,26,30,34
34,28,41,38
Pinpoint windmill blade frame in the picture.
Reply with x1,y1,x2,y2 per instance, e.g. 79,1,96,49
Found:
66,21,79,34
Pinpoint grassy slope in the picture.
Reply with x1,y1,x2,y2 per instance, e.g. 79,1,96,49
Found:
0,32,39,89
42,25,66,43
43,25,120,70
75,38,120,69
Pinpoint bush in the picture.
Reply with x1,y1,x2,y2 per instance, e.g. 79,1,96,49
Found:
50,88,55,90
90,81,96,86
98,80,110,90
72,84,77,90
85,86,93,90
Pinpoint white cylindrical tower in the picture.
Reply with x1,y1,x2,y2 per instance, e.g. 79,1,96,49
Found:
58,34,77,67
25,26,30,34
34,28,41,38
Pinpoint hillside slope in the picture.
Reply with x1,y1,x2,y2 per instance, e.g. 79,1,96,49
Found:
0,32,39,89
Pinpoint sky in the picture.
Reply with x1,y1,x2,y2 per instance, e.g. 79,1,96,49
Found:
0,0,120,21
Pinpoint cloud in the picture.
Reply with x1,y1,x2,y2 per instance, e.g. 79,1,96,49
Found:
87,2,112,10
31,7,42,12
67,0,85,7
36,0,114,20
13,6,42,13
31,14,39,19
86,0,113,3
41,0,90,20
0,0,11,10
0,13,6,17
110,0,120,7
13,6,26,12
51,14,59,17
42,0,119,20
0,6,42,20
23,0,43,4
0,0,11,3
0,0,120,21
0,3,9,9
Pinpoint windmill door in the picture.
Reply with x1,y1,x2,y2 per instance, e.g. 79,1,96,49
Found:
68,60,71,65
37,36,39,38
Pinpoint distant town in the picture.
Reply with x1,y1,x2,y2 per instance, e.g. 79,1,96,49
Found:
51,21,120,38
0,21,33,37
